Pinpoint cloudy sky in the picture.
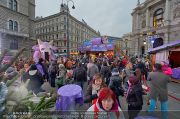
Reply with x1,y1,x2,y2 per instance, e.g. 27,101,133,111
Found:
36,0,145,37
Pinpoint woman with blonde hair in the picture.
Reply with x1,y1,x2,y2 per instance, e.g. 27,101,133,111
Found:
84,73,107,104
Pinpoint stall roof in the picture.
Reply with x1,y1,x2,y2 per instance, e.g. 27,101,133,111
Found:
148,40,180,53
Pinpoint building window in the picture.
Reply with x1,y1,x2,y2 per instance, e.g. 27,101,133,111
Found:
56,34,58,39
14,21,18,31
153,8,164,28
9,20,13,31
64,33,66,38
64,25,66,30
64,17,66,23
56,26,58,31
9,0,18,11
14,0,17,11
9,0,13,10
10,39,18,50
9,20,18,32
64,42,66,46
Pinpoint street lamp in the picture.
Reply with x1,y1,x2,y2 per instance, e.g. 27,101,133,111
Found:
61,0,75,58
143,40,146,45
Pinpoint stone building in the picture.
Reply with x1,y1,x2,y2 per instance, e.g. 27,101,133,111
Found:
0,0,35,56
129,0,180,57
35,3,100,55
120,33,136,57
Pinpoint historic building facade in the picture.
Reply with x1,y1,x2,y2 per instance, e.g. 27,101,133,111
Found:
129,0,180,57
120,33,136,57
35,4,100,54
0,0,35,56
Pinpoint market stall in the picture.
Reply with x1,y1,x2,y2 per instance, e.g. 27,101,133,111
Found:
148,40,180,82
79,37,115,60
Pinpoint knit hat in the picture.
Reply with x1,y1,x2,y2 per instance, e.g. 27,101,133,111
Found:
111,68,119,76
29,65,37,71
29,65,37,76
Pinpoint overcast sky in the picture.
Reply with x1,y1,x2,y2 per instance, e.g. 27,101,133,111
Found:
36,0,145,37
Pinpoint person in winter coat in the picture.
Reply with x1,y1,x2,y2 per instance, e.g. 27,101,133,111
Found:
23,64,44,94
36,58,48,80
56,64,66,88
109,68,124,106
4,67,18,81
135,58,147,80
48,61,58,87
126,75,143,119
21,63,30,82
87,60,99,84
122,62,133,90
73,62,87,89
100,61,111,85
147,63,171,119
86,87,125,119
84,73,106,104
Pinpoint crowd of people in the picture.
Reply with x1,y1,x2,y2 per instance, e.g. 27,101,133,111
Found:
3,54,173,119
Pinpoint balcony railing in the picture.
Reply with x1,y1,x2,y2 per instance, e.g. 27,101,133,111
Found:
0,28,29,37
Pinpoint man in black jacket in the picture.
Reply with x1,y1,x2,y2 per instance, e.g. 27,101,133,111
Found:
73,62,87,89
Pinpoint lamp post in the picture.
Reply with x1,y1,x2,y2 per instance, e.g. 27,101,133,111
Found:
61,0,75,58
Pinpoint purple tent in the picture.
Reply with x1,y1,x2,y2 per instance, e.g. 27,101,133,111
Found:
106,44,114,50
91,38,102,45
90,45,107,51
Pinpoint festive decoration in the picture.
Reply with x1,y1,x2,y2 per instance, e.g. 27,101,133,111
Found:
32,39,57,62
79,37,115,52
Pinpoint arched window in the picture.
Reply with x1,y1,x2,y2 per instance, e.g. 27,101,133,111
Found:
9,0,13,10
14,21,18,31
153,8,164,28
9,20,13,31
14,0,17,11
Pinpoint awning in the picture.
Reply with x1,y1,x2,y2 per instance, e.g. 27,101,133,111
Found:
148,40,180,53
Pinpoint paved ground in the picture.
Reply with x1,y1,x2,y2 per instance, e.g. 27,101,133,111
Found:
41,81,180,119
119,81,180,119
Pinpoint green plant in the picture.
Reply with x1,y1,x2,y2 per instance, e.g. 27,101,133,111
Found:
0,48,26,118
0,48,57,119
